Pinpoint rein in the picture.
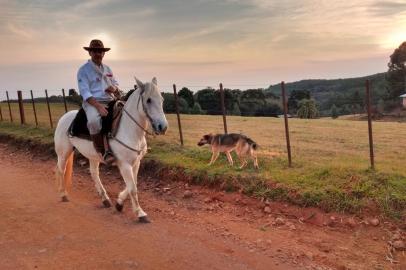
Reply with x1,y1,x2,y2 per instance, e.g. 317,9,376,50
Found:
122,107,154,137
110,135,146,154
109,87,155,153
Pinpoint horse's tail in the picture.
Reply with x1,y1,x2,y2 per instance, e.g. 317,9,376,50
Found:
64,152,74,190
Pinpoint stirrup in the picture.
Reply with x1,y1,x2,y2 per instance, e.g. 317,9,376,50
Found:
103,150,116,165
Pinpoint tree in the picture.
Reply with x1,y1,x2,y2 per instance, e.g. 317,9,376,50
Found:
191,102,203,114
195,88,219,114
239,89,266,116
162,93,189,114
162,93,176,113
331,104,338,119
215,88,236,112
386,41,406,102
262,102,282,116
297,99,319,119
67,88,82,106
377,98,385,114
287,90,310,114
229,103,241,116
68,89,78,96
349,90,364,111
178,98,190,114
340,104,351,115
231,89,243,102
178,87,194,108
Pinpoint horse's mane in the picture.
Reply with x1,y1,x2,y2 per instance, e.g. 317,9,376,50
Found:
122,87,137,101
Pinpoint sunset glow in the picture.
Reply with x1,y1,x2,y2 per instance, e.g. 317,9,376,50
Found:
0,0,405,91
382,31,406,49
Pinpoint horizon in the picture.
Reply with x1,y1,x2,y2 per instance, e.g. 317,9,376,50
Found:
1,0,405,93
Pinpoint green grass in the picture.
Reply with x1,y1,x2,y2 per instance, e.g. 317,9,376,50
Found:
0,104,405,219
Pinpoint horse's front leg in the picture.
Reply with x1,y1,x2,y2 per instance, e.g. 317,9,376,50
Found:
89,160,111,207
117,162,149,223
115,161,140,212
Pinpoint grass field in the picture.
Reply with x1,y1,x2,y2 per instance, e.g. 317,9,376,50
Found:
0,102,79,127
0,102,405,218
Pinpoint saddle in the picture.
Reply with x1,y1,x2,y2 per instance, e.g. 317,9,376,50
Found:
69,100,125,140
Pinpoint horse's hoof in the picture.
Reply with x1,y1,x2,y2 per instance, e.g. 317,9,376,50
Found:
61,196,69,202
102,199,111,208
138,216,151,223
115,202,123,212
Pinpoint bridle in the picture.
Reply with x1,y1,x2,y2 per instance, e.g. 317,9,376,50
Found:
109,85,159,153
124,85,156,137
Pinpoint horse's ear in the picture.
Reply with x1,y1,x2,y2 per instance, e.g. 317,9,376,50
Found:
134,76,144,89
152,77,157,85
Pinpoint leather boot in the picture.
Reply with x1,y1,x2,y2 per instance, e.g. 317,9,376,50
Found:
102,135,116,165
90,133,115,165
90,133,105,156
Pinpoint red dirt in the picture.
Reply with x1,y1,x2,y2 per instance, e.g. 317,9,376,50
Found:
0,143,404,270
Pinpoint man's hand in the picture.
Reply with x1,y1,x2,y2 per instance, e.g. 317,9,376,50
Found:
87,97,109,116
105,85,117,94
96,103,108,117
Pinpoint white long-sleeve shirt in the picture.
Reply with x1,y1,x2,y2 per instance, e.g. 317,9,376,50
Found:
77,60,119,102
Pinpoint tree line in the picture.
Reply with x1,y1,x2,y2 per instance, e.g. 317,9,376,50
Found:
162,87,283,117
3,41,405,119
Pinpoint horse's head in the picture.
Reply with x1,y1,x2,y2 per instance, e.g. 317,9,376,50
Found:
134,77,168,135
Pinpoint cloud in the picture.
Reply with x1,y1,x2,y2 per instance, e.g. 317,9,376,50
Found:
369,1,406,16
0,0,402,91
6,22,35,39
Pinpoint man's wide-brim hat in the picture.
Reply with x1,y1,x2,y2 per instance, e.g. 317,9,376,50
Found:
83,39,110,52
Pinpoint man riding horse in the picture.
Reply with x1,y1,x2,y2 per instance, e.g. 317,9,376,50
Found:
77,39,118,164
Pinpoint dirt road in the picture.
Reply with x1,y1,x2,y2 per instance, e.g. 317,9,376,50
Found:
0,143,404,270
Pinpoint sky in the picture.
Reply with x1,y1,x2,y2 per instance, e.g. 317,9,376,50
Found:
0,0,406,95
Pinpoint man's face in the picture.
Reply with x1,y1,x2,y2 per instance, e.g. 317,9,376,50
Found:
89,49,105,65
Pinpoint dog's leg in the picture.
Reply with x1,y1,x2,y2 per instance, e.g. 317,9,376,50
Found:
209,151,220,165
253,153,259,169
239,157,247,169
225,151,233,166
235,151,242,168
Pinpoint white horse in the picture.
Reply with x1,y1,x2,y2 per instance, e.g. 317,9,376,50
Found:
54,77,168,223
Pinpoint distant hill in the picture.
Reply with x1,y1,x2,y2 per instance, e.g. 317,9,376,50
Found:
266,72,388,116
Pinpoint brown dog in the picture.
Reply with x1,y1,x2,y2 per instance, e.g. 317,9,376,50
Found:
197,133,259,169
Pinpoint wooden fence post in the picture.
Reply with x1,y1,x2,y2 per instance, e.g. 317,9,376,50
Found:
6,91,13,122
365,80,375,170
0,102,3,121
62,88,68,113
281,81,292,167
17,90,25,124
173,84,184,146
220,83,228,134
30,90,38,127
45,89,53,128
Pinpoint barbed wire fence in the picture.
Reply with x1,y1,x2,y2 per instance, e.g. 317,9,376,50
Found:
0,79,381,170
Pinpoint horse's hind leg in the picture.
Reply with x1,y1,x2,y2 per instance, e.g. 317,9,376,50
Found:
56,149,74,202
89,160,111,207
